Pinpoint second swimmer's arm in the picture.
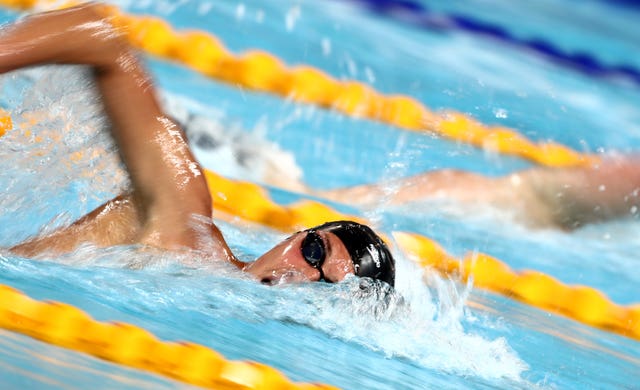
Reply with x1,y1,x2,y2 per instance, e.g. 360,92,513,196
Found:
518,157,640,229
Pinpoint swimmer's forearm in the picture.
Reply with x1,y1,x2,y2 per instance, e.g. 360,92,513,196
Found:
319,170,505,207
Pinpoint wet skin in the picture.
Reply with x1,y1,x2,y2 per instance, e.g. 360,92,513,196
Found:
244,230,355,285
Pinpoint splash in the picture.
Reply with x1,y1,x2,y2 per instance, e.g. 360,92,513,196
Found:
205,225,530,382
294,271,528,381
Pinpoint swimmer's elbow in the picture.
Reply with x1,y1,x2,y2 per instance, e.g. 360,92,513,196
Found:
0,3,134,72
75,4,134,67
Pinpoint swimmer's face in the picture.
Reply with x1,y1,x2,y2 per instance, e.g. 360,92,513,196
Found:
244,230,355,285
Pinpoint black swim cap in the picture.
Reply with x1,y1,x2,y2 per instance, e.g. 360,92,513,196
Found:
313,221,395,287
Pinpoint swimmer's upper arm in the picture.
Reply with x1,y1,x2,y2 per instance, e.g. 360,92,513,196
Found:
0,4,213,248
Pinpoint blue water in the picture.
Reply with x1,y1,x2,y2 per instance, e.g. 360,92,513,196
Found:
0,0,639,389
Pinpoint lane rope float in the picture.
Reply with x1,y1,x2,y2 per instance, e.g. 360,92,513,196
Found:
1,0,599,168
393,232,640,340
0,284,338,390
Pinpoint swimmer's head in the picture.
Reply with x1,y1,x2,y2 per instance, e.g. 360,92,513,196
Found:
309,221,395,286
244,220,395,287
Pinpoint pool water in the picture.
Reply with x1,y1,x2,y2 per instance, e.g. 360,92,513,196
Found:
0,0,639,389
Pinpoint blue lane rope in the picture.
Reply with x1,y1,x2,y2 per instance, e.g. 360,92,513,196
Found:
600,0,640,9
345,0,640,88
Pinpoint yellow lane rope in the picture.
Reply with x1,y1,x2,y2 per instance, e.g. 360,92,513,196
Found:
203,170,367,232
0,284,337,390
1,0,599,168
114,7,600,168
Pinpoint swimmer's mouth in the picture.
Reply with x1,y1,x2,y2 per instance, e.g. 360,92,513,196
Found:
259,270,310,286
261,277,276,286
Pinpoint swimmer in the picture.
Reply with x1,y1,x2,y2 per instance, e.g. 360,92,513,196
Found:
1,4,395,286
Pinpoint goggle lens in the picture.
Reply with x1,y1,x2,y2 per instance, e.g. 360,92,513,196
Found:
301,231,327,280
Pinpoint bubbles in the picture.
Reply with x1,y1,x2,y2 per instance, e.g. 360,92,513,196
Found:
266,274,527,381
321,37,331,56
196,2,213,16
285,5,301,32
255,9,264,23
493,108,509,119
235,3,245,20
364,66,376,84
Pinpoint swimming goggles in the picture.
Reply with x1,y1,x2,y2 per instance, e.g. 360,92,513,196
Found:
300,230,329,282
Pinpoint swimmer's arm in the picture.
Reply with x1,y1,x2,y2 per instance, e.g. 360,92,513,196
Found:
0,4,236,260
11,194,142,258
317,170,510,207
318,157,640,229
518,157,640,229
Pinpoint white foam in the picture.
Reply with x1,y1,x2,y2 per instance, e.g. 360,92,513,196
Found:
160,92,306,191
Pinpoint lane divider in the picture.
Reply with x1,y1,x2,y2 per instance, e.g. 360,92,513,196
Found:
0,110,11,137
347,0,640,88
0,284,338,389
0,0,598,168
115,6,599,168
204,170,367,231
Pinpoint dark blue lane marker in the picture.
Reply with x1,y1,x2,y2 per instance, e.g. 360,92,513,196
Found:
344,0,640,88
603,0,640,9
